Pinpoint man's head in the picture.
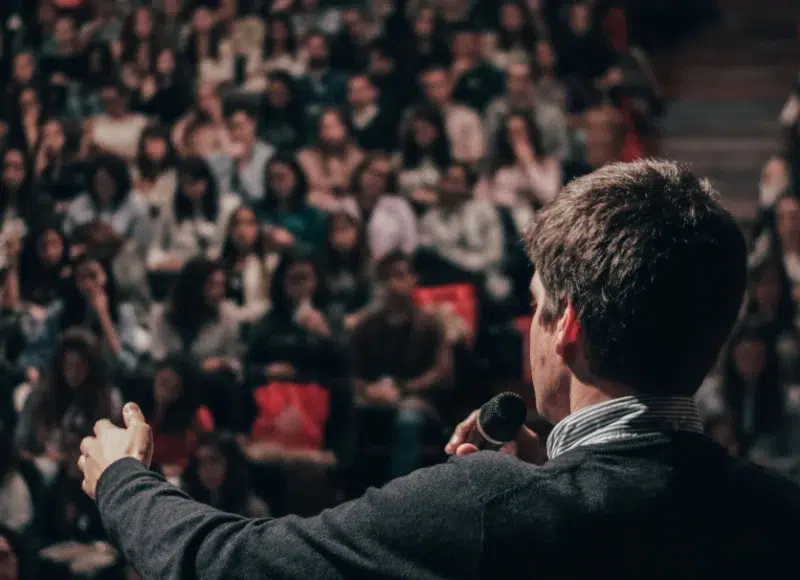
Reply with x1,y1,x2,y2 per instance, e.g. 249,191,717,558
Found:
305,32,330,70
348,74,377,111
451,23,481,62
54,14,76,52
439,163,475,207
506,59,533,102
421,66,452,108
524,160,747,424
226,105,257,149
377,250,417,303
100,81,128,117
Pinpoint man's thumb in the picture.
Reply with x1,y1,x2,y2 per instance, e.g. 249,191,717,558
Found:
123,402,146,428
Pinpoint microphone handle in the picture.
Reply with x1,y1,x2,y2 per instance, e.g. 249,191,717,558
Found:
464,422,507,451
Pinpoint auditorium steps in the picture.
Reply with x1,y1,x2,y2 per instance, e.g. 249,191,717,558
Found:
655,0,798,225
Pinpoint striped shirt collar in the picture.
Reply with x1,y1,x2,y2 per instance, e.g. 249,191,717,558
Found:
546,395,704,460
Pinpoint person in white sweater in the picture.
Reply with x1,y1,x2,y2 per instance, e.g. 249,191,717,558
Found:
419,163,504,276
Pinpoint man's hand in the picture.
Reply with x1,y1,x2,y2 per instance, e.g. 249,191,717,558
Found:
78,403,153,499
445,409,547,465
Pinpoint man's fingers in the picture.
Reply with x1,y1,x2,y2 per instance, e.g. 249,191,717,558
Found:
123,402,146,429
94,419,114,436
77,453,86,474
81,478,95,500
80,436,95,457
445,410,479,453
455,443,479,456
129,422,154,467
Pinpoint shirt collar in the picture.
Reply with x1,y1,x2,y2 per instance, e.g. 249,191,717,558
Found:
546,395,704,460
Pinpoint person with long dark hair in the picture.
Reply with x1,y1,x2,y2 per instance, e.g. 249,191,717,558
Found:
321,200,371,340
32,117,85,206
19,252,140,373
257,154,327,250
172,83,233,158
133,46,193,126
245,248,339,388
147,156,241,273
16,328,120,459
181,432,268,517
477,112,560,236
150,257,245,430
133,356,214,477
397,104,452,210
64,153,150,251
298,108,364,210
219,206,278,324
262,14,304,77
697,319,787,457
259,72,306,152
6,87,44,157
17,224,71,310
183,4,228,84
0,146,52,270
484,0,539,71
243,248,354,477
131,125,179,222
119,6,160,90
68,41,116,119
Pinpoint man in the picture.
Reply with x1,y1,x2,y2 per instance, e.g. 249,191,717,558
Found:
417,162,505,286
79,160,800,579
208,104,274,204
485,58,569,162
345,74,397,152
419,65,485,165
351,251,452,479
295,31,348,127
449,23,505,114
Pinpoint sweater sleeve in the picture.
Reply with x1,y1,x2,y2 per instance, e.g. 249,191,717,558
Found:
97,457,484,580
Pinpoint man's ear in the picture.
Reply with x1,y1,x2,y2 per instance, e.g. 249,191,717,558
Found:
555,300,580,357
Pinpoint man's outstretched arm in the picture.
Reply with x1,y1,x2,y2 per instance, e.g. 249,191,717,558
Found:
81,405,484,579
96,457,482,580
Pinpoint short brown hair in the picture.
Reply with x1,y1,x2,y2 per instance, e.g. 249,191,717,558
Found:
525,160,747,395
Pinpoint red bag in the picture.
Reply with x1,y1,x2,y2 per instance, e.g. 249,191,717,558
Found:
251,382,331,450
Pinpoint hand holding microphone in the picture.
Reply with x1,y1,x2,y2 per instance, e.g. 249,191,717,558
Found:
445,392,547,465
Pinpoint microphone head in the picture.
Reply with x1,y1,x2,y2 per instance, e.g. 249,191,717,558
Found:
478,392,527,444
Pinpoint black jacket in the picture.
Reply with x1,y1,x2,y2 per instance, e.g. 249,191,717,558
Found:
96,432,800,579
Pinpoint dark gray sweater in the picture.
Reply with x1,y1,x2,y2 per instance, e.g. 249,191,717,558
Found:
97,432,800,579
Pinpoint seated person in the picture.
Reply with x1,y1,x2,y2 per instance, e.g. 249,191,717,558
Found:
417,163,506,296
351,250,453,479
132,356,214,479
15,329,122,463
243,248,353,469
149,258,245,431
181,432,269,518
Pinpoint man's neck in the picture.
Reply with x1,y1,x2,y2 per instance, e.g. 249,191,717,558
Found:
561,375,637,423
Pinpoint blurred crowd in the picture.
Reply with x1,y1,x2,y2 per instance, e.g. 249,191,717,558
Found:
0,0,704,577
701,71,800,477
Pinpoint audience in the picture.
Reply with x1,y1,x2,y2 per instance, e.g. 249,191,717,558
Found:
0,0,691,575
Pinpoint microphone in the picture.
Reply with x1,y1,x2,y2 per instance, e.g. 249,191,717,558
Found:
465,392,527,451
